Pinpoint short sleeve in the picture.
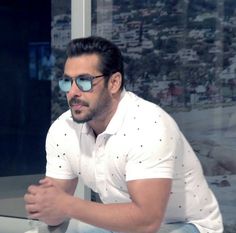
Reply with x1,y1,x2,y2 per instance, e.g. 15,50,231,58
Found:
125,112,183,181
45,118,78,180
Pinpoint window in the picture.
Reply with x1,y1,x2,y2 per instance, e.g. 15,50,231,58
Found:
1,2,235,232
0,0,71,220
91,0,236,231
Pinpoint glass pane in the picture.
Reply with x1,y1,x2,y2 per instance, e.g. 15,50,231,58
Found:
92,0,236,231
0,1,51,177
0,0,71,220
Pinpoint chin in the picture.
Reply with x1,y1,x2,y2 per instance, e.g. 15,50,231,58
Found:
70,109,93,124
72,114,91,124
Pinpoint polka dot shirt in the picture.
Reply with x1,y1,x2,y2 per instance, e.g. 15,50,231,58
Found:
46,91,223,233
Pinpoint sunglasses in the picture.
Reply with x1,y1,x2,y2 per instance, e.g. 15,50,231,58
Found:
59,74,105,92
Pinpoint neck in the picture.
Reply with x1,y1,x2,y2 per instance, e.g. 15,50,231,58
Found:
88,93,121,136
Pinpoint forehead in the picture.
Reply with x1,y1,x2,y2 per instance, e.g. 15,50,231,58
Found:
64,54,101,76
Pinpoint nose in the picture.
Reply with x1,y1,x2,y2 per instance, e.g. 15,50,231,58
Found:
67,80,83,97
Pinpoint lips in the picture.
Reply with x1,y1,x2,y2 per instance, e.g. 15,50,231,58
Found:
69,98,89,110
71,103,84,111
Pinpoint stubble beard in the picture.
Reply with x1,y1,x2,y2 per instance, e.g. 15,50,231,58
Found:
69,97,92,123
71,108,94,124
70,89,112,125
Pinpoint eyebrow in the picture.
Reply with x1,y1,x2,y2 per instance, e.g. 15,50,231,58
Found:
63,73,93,78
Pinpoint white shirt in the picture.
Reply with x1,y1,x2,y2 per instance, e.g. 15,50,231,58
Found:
46,91,223,233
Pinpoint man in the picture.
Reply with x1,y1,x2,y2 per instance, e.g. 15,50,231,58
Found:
25,36,223,233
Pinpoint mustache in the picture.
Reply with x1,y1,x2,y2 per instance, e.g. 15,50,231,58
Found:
69,97,89,107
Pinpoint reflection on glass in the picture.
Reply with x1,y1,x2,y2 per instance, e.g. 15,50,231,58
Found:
29,42,55,81
91,0,236,231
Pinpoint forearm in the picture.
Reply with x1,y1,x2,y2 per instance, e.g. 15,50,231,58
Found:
28,178,170,232
63,196,161,233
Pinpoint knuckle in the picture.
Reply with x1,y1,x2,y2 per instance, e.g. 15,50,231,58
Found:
27,185,34,193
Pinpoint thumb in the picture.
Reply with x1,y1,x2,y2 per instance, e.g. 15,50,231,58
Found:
39,177,54,187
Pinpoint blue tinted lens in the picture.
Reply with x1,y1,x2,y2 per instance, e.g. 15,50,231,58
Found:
76,77,92,91
59,78,71,92
59,75,93,92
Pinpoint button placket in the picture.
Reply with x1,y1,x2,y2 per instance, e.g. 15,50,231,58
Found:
94,135,107,192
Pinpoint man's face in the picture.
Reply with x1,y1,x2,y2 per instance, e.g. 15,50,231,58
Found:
64,54,112,124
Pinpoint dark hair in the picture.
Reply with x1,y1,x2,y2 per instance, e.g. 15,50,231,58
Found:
66,36,124,89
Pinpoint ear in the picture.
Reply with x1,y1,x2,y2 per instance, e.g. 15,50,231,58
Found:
108,72,122,94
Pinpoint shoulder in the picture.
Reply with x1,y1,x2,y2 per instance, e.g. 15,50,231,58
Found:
124,91,180,135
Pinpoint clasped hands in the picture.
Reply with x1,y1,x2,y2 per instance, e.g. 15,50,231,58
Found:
24,177,69,226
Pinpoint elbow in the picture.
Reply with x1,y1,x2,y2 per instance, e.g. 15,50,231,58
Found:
43,217,67,227
143,222,161,233
136,217,161,233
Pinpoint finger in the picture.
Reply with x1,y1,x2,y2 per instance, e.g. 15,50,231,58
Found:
39,177,54,186
25,204,35,213
40,182,53,188
28,211,41,220
24,193,36,204
27,185,40,194
25,203,40,215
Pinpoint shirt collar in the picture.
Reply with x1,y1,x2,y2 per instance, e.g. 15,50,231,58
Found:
103,89,128,135
81,89,128,136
